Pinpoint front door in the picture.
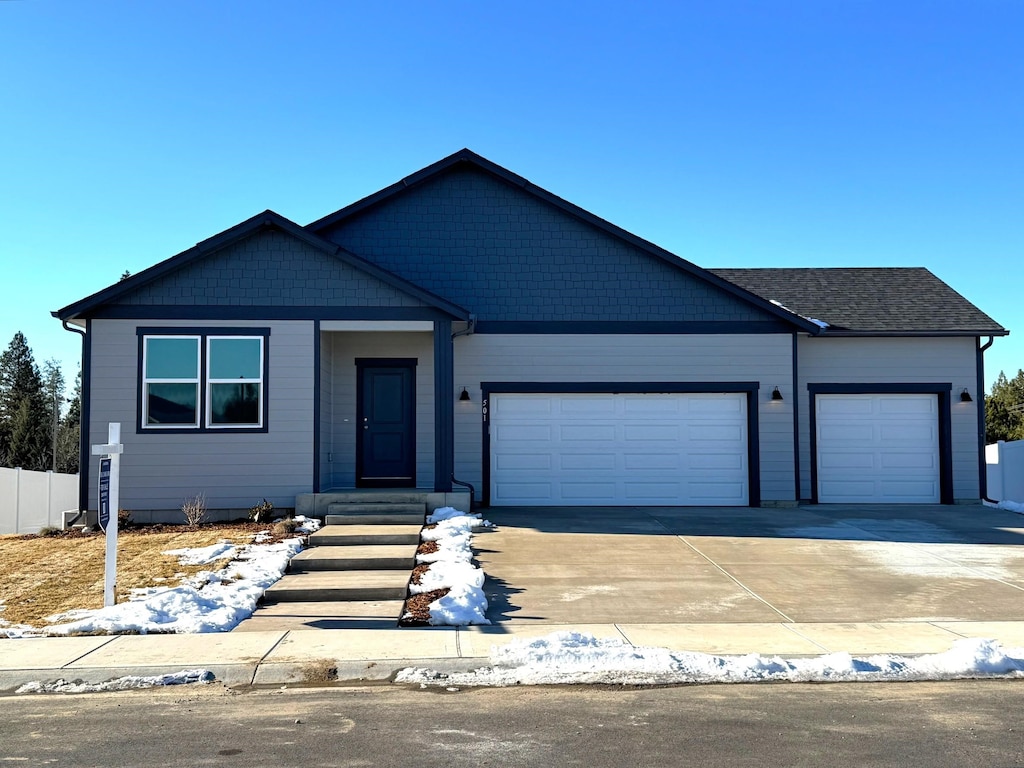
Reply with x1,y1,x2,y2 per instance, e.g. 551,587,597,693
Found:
356,360,416,487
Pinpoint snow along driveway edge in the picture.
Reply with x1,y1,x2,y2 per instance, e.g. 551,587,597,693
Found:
396,631,1024,687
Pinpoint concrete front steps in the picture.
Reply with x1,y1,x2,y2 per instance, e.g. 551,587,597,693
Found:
234,500,427,632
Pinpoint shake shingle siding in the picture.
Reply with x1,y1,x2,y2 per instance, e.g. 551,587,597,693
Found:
115,230,430,309
320,167,773,323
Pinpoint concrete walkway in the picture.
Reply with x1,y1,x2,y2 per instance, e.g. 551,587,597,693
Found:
3,504,1024,692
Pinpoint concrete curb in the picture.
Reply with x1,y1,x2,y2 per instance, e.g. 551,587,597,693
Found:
4,620,1024,694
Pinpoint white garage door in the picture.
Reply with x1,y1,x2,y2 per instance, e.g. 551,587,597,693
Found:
816,394,940,503
489,392,748,506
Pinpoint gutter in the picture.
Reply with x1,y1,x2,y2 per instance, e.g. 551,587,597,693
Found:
60,320,88,526
977,335,999,504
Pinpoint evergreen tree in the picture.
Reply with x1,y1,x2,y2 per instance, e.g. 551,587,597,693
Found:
985,369,1024,444
56,366,81,473
0,332,49,470
41,359,65,471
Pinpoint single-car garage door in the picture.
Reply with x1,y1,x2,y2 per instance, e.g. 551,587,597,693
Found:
489,392,748,506
815,393,940,503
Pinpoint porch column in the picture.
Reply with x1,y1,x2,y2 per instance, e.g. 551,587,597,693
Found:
433,319,454,492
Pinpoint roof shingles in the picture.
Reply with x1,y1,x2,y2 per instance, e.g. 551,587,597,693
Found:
709,267,1006,335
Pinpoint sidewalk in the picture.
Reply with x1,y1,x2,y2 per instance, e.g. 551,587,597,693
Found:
5,619,1024,693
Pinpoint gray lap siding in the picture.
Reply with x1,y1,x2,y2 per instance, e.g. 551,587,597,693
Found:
87,319,315,518
452,334,796,504
796,336,980,501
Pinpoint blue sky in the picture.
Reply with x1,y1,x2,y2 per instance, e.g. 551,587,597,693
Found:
2,1,1021,394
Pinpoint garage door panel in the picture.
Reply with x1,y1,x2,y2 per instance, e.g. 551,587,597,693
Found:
559,397,616,415
490,392,748,506
624,453,679,470
560,453,617,471
623,424,679,441
560,424,616,441
879,397,935,415
816,393,939,503
623,396,681,415
818,451,876,470
494,453,552,471
819,397,874,416
688,396,745,416
492,424,552,442
879,480,939,498
879,424,935,442
820,423,874,442
879,452,937,470
689,452,744,470
689,424,744,442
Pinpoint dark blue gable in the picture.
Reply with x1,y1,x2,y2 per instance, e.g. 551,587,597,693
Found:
315,166,779,325
115,229,432,310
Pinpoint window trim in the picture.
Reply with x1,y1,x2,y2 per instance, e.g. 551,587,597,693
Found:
136,327,271,434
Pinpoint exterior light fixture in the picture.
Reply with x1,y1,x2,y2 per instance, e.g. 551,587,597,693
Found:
960,388,973,403
459,387,471,402
771,386,784,401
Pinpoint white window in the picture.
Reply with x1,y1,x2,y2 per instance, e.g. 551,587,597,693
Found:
142,333,265,430
143,336,200,427
206,337,264,428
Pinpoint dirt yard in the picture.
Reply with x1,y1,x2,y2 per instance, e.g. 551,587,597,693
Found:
0,523,269,628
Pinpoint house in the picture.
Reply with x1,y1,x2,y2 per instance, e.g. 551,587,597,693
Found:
54,150,1007,521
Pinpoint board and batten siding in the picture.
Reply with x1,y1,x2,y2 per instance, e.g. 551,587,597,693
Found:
452,334,796,503
797,336,980,501
87,319,316,517
322,331,435,490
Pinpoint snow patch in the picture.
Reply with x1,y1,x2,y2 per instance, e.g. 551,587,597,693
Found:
16,669,215,694
396,631,1024,687
985,499,1024,514
409,508,493,626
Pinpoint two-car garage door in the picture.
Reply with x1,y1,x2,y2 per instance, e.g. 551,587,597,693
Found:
489,392,749,506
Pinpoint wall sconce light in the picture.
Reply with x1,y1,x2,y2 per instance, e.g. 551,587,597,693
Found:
459,387,471,402
771,386,784,402
960,388,973,403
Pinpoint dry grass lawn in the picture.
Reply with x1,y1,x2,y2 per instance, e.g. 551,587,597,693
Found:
0,525,261,628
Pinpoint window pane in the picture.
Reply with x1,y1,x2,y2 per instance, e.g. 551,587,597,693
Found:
146,337,199,379
147,383,198,425
209,338,261,380
210,382,261,425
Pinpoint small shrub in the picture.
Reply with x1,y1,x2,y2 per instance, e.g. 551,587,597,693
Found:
38,526,62,538
117,509,133,528
248,498,274,524
181,493,208,527
273,518,299,536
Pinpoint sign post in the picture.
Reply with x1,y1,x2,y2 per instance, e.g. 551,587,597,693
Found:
91,423,123,607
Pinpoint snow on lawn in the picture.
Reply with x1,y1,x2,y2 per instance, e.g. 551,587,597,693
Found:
408,506,493,626
0,517,321,638
397,631,1024,687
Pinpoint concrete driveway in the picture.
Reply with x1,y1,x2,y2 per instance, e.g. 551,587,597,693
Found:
475,504,1024,630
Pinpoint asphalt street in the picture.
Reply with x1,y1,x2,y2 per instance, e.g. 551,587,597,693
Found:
3,681,1023,767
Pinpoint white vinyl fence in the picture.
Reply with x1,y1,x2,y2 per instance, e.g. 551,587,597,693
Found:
0,467,79,535
986,440,1024,504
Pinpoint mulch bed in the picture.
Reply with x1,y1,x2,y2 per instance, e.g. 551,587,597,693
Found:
20,519,302,545
399,539,447,626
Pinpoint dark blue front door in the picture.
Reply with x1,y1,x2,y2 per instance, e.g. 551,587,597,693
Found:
356,360,416,487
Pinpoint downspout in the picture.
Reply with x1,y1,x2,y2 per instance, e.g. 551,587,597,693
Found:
450,315,477,510
61,320,88,526
977,335,997,504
